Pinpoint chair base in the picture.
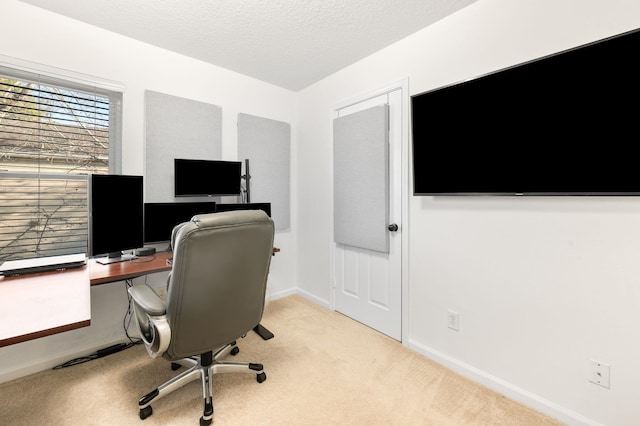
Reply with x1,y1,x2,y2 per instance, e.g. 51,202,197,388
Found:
137,341,266,422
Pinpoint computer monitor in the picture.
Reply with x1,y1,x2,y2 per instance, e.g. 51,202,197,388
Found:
89,174,144,264
143,201,217,244
174,158,242,197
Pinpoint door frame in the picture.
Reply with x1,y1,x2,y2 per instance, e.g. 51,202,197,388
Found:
329,78,410,346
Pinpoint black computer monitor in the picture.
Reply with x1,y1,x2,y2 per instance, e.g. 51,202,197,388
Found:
174,158,242,197
143,201,217,244
89,174,144,264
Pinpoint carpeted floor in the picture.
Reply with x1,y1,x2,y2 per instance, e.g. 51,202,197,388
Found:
0,295,563,425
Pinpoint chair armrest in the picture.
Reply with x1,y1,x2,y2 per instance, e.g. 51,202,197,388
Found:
128,284,166,316
128,284,170,358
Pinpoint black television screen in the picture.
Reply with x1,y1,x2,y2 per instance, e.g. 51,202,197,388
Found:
411,27,640,196
89,174,144,263
144,201,217,243
174,158,242,197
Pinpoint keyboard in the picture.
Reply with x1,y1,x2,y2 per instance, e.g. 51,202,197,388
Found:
0,253,87,277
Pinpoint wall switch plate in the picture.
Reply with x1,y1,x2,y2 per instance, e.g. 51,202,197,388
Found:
589,359,610,388
447,310,460,331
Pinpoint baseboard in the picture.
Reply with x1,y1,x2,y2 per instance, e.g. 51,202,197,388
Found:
407,339,601,426
268,288,330,309
268,287,297,302
268,292,598,425
0,338,128,385
293,288,330,309
1,288,300,385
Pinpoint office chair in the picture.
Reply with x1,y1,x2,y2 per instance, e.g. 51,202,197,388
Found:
128,210,275,425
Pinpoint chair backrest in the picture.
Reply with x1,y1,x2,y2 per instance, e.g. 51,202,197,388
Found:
165,209,275,360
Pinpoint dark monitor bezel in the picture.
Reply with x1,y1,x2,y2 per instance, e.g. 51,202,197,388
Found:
143,201,218,244
89,174,144,260
174,158,242,197
411,26,640,196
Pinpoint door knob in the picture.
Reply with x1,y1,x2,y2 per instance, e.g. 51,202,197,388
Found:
388,223,398,232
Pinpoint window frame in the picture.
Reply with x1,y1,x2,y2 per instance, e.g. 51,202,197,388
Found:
0,56,124,261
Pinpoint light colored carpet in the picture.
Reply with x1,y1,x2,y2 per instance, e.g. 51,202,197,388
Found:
0,295,563,425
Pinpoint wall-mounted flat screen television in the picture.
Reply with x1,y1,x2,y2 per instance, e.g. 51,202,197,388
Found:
411,27,640,196
174,158,242,197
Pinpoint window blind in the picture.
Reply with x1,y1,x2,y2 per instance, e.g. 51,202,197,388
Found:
0,70,122,261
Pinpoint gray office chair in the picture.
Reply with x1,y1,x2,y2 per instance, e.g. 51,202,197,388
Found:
128,210,275,425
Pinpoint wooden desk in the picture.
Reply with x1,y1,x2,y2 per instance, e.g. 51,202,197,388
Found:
0,266,90,347
89,251,172,285
0,253,171,347
91,249,277,340
90,248,279,285
1,248,278,347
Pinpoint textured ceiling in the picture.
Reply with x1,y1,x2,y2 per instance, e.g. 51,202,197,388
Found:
18,0,477,91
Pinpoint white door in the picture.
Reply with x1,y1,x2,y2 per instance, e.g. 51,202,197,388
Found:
332,84,405,341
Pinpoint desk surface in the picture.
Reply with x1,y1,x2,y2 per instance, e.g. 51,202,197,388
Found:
0,252,172,347
0,266,91,347
89,251,172,285
1,248,278,347
90,249,280,285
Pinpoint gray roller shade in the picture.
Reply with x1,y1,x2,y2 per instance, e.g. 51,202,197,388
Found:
333,104,389,253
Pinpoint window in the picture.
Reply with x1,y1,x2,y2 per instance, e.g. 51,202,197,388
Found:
0,65,122,261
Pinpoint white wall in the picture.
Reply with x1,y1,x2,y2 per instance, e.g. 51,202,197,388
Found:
297,0,640,425
4,0,640,424
0,0,298,382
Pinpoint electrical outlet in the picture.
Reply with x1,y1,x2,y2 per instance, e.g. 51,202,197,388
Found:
589,359,610,388
447,310,460,331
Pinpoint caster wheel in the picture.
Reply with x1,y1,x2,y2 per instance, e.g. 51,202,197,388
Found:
257,372,267,383
230,346,240,356
200,416,212,425
139,405,153,420
171,362,181,371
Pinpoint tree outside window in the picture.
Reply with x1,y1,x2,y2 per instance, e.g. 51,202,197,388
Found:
0,73,119,261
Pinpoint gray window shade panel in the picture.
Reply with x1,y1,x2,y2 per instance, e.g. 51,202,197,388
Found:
144,90,222,203
333,104,389,253
237,113,290,230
